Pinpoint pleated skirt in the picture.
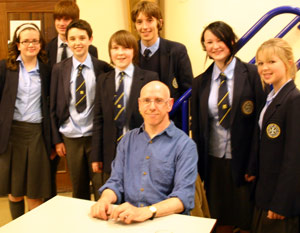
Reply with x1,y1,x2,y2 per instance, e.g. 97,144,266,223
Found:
0,121,51,199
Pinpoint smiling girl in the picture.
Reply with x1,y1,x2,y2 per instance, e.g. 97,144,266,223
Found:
250,38,300,233
191,21,267,233
0,23,52,219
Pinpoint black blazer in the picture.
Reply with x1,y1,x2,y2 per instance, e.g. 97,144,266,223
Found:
46,37,98,68
138,38,193,101
191,58,267,186
50,56,112,145
249,81,300,217
0,59,52,155
91,66,159,173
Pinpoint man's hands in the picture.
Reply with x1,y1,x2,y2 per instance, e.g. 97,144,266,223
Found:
90,201,152,224
267,210,285,220
92,162,103,173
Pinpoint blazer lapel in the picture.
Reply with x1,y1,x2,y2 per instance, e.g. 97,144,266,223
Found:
7,69,19,104
159,38,170,84
63,59,72,102
126,66,142,122
200,68,212,128
231,59,247,124
262,81,295,127
103,71,116,115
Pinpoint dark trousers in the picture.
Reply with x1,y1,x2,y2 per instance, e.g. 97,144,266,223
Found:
63,136,103,200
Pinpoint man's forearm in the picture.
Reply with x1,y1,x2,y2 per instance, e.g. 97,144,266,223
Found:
152,197,184,218
99,189,118,204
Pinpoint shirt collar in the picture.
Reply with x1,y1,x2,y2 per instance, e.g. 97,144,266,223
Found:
140,37,160,55
212,57,236,81
16,55,40,73
57,36,67,47
115,63,134,78
72,53,92,70
138,121,175,138
266,79,292,103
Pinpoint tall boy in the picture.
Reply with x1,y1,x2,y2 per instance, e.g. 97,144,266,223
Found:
131,0,193,127
50,19,112,200
91,30,158,185
46,0,98,68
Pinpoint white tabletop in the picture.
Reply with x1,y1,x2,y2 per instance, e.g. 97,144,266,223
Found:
0,195,216,233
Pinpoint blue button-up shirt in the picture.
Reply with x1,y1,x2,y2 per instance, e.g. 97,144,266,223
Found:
13,56,42,123
100,121,198,214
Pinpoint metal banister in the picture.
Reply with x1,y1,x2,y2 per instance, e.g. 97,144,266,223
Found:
171,6,300,134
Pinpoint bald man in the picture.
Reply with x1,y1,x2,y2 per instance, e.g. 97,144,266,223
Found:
90,81,198,224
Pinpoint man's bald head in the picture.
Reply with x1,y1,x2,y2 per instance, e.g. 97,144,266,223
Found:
140,81,170,99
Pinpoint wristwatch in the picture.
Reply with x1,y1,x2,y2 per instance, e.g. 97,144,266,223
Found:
148,205,157,220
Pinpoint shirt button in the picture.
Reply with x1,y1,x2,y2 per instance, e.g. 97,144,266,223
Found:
140,188,144,192
149,140,153,144
146,156,150,160
143,172,147,175
140,204,144,207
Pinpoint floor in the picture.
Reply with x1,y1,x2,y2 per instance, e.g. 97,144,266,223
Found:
0,192,72,227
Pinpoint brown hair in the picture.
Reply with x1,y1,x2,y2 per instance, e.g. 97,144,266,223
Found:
108,30,139,65
256,38,297,81
66,19,93,39
131,0,163,31
201,21,238,65
6,23,47,70
53,0,80,20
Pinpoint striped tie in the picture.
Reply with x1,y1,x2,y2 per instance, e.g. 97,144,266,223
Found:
114,71,125,142
217,73,231,129
61,43,68,61
75,64,86,113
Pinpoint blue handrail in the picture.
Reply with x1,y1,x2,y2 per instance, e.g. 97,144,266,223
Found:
171,6,300,134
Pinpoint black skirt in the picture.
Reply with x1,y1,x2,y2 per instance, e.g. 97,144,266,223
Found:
206,156,253,230
0,121,51,199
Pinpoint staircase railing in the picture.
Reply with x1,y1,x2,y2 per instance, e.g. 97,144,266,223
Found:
170,6,300,134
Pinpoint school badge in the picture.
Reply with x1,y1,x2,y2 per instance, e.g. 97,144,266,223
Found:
266,123,281,139
172,77,178,89
242,100,254,115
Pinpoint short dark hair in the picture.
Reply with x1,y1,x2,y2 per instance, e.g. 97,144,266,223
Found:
131,0,163,31
66,19,93,39
201,21,238,64
53,0,80,20
108,30,138,65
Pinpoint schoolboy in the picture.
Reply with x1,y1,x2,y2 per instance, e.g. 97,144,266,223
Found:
46,0,98,68
91,30,158,185
131,0,193,127
50,19,112,200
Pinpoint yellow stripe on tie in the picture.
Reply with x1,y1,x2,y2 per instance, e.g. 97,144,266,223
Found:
76,80,86,92
217,92,229,106
117,134,124,142
219,107,231,124
75,95,86,106
114,107,125,121
114,92,124,105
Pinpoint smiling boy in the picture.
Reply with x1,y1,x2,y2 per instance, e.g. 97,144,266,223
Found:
50,19,112,201
46,1,98,68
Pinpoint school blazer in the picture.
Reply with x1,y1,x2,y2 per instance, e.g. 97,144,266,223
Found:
91,66,159,173
138,38,193,101
191,57,267,186
0,59,52,155
249,81,300,217
46,37,98,68
50,56,112,145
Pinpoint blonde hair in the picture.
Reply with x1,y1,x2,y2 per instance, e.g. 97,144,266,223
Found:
256,38,297,80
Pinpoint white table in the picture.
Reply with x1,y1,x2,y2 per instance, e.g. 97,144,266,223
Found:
0,195,216,233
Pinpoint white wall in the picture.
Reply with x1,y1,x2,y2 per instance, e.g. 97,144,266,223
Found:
77,0,130,64
77,0,300,87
